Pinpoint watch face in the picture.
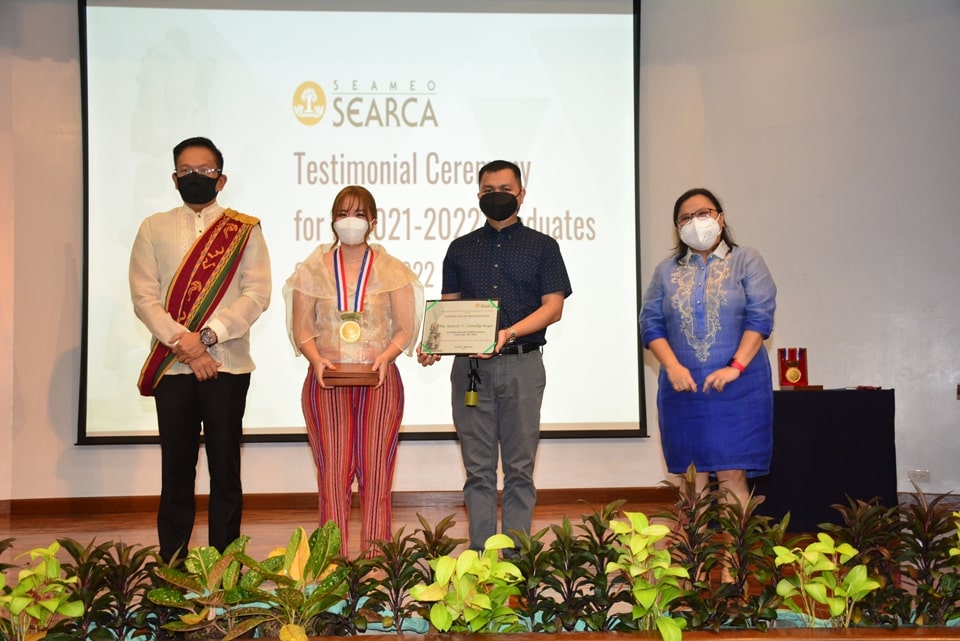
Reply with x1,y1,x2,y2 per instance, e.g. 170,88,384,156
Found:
200,328,216,346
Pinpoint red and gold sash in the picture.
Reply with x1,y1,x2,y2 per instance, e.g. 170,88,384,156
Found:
137,209,260,396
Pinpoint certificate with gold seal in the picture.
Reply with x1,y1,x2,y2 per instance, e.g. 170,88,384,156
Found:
420,299,500,356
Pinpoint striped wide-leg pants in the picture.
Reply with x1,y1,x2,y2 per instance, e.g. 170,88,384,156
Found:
300,363,403,556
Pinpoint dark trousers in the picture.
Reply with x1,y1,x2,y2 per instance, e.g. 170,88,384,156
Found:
153,372,250,562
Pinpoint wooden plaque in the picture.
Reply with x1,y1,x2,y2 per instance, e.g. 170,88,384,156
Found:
324,362,378,387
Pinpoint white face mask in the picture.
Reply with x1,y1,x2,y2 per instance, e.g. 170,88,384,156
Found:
333,217,369,246
679,216,721,251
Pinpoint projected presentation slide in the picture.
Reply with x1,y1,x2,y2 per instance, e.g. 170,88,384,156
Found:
82,1,640,439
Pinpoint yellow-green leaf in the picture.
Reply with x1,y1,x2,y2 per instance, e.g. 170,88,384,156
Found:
657,615,685,641
483,533,515,550
285,527,310,581
57,600,85,618
434,555,456,585
278,623,308,641
430,601,453,631
410,582,448,602
455,549,480,577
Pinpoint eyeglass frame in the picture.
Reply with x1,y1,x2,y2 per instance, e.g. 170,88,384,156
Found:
174,167,222,178
677,207,721,227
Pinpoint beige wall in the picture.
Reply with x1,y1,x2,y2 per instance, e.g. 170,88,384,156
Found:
0,2,14,508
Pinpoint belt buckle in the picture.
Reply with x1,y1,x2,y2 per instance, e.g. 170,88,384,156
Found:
503,343,535,355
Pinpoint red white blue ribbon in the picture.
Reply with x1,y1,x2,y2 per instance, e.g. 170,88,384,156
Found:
334,247,373,312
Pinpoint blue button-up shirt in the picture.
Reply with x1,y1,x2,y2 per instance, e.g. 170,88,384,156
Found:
442,219,572,347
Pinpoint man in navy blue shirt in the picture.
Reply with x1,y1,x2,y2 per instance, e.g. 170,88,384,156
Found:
419,160,572,551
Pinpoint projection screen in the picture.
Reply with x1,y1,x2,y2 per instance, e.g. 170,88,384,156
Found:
79,0,643,442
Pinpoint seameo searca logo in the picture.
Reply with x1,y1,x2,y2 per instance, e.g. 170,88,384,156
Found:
292,81,327,126
292,78,438,128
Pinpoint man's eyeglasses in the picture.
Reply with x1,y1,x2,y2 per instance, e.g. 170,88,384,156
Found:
677,208,719,227
175,167,221,178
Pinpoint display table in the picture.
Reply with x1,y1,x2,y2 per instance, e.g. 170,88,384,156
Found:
752,389,897,532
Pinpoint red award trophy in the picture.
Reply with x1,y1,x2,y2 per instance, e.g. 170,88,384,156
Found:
777,347,809,387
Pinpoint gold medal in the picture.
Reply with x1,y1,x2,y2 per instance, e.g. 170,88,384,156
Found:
340,320,361,343
339,312,361,344
785,366,802,384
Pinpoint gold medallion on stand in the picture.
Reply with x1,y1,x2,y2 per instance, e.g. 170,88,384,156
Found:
777,347,809,387
339,312,361,343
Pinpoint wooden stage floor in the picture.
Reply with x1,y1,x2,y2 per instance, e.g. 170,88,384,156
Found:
0,491,670,561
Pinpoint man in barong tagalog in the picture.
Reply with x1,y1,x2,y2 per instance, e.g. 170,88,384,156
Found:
129,136,271,563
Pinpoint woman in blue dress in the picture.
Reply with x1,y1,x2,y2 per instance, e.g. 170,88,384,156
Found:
640,187,776,509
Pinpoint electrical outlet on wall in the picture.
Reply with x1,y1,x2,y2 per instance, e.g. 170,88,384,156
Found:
907,469,930,483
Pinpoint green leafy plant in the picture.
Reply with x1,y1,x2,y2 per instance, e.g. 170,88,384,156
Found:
510,502,633,633
774,532,882,627
361,513,464,634
323,552,394,636
11,489,960,640
710,490,786,630
509,525,556,631
605,511,689,641
0,542,84,641
0,539,14,575
570,500,633,631
410,533,525,632
660,468,726,592
0,538,14,641
56,538,163,641
147,535,268,640
897,490,960,626
528,517,596,632
663,470,786,632
820,496,909,626
339,526,423,635
950,511,960,559
246,523,350,640
409,513,467,563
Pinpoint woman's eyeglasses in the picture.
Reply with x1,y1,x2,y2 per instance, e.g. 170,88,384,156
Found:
677,208,719,226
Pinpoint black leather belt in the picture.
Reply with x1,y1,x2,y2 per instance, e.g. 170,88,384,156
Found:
500,343,541,355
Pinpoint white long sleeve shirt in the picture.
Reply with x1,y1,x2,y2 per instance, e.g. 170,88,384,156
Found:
129,203,272,375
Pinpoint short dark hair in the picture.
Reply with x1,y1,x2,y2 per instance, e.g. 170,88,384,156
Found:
478,160,522,188
172,136,224,170
671,187,737,260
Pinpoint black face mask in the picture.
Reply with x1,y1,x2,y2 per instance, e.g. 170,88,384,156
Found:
176,173,219,205
479,192,519,222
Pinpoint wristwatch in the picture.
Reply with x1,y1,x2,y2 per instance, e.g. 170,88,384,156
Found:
199,327,218,347
507,327,517,344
